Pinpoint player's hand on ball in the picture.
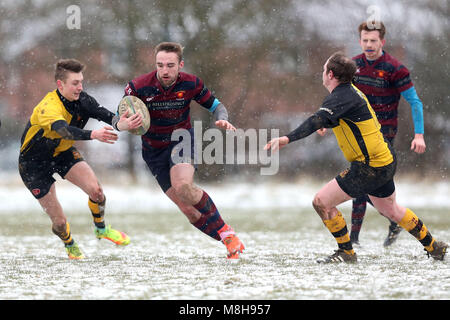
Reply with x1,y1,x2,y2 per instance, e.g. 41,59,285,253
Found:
215,120,236,131
91,126,118,144
117,96,150,135
117,110,143,131
264,136,289,152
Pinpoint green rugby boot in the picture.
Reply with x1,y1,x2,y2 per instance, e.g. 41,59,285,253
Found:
65,242,85,260
95,225,130,246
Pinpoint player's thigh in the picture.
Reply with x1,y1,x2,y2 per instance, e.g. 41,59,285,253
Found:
170,163,195,186
368,192,406,222
64,161,101,195
19,156,56,199
169,127,197,187
54,147,98,190
314,178,352,210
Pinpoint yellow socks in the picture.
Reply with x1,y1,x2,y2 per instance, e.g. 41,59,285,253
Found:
89,197,106,229
323,211,355,255
52,222,73,246
398,208,435,252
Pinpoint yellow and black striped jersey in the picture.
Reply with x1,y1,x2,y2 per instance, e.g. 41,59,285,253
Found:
317,83,394,167
20,89,114,159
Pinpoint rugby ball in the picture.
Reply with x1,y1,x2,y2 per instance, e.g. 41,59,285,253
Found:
118,95,150,135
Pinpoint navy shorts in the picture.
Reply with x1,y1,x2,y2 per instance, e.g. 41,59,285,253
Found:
336,159,397,199
19,147,84,199
142,128,197,192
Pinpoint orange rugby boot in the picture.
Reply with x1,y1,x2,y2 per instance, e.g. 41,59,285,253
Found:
219,224,245,259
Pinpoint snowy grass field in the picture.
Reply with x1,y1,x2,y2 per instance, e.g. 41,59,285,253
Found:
0,179,449,300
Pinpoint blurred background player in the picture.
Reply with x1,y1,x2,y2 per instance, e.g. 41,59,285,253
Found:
265,52,446,263
123,42,244,259
19,59,142,259
351,21,426,246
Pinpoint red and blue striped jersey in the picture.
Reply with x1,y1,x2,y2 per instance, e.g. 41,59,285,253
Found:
124,71,217,149
352,51,413,139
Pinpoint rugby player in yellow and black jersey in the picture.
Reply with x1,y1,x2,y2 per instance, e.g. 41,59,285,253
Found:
265,52,447,263
18,59,142,260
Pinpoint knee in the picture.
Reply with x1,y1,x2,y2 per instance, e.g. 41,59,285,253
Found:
173,181,195,203
378,203,403,223
51,219,67,234
88,183,104,202
312,194,327,218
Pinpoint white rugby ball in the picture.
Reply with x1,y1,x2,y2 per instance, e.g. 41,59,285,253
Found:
118,95,150,135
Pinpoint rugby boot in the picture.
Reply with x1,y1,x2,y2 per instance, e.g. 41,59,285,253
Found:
317,249,357,264
65,242,85,260
383,224,402,247
95,225,130,246
426,241,448,261
219,225,245,259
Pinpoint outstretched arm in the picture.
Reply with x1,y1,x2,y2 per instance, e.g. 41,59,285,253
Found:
285,113,330,143
264,113,330,151
52,120,118,144
52,120,92,140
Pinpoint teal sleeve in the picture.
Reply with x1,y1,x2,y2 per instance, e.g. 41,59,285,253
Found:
401,86,424,134
209,98,221,113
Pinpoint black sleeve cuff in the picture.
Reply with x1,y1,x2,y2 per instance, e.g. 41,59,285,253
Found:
52,120,92,140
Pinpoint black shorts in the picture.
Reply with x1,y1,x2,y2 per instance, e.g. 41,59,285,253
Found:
18,147,84,199
336,160,396,199
142,128,197,192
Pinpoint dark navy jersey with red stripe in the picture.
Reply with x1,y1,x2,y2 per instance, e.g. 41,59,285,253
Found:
352,51,413,139
124,71,216,149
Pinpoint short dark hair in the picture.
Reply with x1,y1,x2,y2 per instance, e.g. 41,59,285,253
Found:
155,42,184,62
358,21,386,40
326,52,357,83
55,59,85,82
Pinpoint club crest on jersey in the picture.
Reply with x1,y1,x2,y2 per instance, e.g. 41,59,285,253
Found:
175,91,185,100
72,150,82,160
125,85,133,95
339,168,349,178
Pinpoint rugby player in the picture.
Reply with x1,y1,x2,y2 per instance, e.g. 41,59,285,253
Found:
319,21,426,246
123,42,244,259
19,59,142,259
265,52,447,263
